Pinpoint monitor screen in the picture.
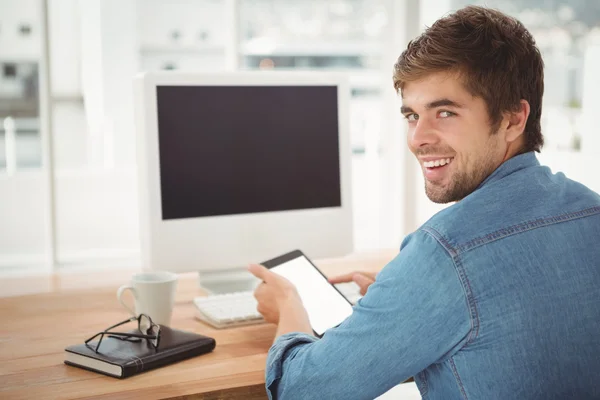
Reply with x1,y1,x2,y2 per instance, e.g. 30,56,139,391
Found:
155,85,342,220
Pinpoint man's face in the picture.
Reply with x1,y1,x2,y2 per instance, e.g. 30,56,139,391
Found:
402,72,507,203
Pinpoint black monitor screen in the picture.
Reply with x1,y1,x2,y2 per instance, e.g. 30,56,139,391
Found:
156,85,342,220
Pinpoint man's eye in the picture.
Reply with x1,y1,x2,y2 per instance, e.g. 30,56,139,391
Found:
405,113,419,121
439,111,455,118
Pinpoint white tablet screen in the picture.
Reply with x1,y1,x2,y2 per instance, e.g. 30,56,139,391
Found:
270,255,353,336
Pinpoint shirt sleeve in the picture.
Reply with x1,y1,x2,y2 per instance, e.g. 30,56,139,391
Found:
265,230,472,400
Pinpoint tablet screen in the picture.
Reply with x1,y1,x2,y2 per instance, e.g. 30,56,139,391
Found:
270,254,353,336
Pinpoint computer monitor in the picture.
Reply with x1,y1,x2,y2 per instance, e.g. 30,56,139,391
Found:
133,71,353,293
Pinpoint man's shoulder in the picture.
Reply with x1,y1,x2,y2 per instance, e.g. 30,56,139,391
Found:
421,164,600,255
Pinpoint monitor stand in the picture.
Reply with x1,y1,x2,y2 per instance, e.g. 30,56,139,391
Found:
197,267,261,295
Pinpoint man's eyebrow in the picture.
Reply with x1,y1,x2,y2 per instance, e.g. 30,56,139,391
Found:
426,98,464,109
400,98,464,114
400,105,414,114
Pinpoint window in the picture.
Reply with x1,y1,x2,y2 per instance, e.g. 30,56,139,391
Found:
0,0,48,272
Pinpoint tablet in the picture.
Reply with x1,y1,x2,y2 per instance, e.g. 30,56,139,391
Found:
262,249,353,336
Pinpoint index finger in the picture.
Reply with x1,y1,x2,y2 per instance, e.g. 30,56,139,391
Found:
247,264,275,283
327,272,356,284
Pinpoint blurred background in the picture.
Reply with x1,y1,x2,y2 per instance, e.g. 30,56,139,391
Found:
1,0,599,275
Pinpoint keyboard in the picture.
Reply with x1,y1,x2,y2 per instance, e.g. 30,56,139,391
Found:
193,282,363,329
194,291,263,329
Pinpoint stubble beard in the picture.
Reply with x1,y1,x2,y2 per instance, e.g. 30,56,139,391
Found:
424,139,500,204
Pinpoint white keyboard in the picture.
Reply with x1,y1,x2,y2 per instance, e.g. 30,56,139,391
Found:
194,291,264,329
193,282,363,329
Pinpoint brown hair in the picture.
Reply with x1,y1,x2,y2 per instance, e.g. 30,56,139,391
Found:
393,6,544,153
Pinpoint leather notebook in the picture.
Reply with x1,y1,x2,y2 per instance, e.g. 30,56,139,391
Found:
64,326,216,378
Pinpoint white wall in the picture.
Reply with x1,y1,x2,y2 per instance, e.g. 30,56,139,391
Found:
137,0,227,71
0,173,47,263
581,39,600,155
138,0,226,49
0,170,139,265
79,0,139,168
538,151,600,194
0,0,48,267
0,0,42,60
54,169,140,262
48,0,81,97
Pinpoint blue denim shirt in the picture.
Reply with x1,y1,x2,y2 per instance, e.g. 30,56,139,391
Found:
265,152,600,399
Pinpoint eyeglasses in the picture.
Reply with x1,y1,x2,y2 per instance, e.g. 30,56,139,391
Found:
85,314,161,353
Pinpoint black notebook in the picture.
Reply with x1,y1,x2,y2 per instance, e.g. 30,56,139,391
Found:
64,326,216,378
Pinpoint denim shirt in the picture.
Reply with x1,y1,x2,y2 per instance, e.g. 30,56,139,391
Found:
265,152,600,400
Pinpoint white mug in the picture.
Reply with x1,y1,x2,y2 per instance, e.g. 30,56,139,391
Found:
117,271,178,326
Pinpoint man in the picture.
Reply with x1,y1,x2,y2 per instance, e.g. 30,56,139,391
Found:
248,5,600,400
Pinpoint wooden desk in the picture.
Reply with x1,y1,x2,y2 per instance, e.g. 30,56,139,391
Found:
0,250,396,400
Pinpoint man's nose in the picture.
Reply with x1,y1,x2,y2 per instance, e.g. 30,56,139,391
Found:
408,117,439,149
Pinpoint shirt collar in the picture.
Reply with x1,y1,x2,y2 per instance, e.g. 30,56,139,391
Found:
476,151,540,190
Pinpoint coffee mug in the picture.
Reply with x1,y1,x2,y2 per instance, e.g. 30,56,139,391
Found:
117,271,178,326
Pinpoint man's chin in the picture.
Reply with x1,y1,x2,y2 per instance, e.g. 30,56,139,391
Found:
426,194,454,204
425,183,454,204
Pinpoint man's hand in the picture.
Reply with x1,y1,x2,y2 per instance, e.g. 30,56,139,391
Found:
248,264,313,337
328,271,377,295
248,264,298,324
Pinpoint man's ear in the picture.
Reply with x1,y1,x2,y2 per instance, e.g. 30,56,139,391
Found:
503,100,530,143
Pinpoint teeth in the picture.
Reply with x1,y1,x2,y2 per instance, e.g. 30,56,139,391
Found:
424,158,452,168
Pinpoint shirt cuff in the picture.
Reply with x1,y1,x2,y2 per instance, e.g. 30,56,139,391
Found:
265,332,317,399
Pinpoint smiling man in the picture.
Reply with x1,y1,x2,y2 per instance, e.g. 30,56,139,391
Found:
400,71,531,204
248,6,600,400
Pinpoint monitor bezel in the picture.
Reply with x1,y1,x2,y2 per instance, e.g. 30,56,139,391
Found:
134,71,353,273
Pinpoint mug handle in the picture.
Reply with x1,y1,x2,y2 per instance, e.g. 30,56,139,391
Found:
117,284,137,317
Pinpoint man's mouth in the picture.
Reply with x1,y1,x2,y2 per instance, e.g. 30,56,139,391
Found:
422,157,454,181
423,157,454,168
